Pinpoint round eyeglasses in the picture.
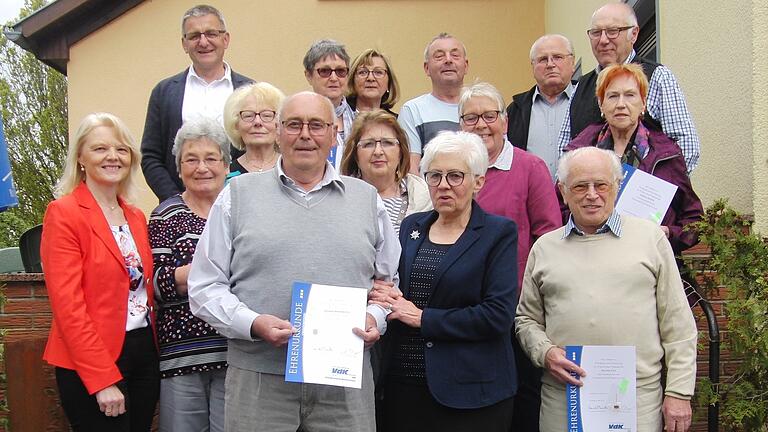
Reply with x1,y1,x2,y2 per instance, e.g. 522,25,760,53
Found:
424,170,467,187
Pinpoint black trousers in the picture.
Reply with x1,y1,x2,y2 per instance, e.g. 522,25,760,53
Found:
381,379,515,432
55,326,160,432
511,335,543,432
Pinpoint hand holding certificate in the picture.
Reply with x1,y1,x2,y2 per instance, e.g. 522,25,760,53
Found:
616,164,677,225
565,346,637,432
284,281,368,389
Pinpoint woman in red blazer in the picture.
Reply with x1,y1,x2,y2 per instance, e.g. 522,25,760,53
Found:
41,113,159,431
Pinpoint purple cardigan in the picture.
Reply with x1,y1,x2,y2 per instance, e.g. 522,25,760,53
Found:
563,122,703,254
477,147,562,292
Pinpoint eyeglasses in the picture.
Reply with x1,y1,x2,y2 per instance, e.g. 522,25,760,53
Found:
183,29,227,42
460,111,501,126
586,26,634,40
356,68,388,79
534,54,573,66
239,110,276,123
357,138,399,150
424,170,467,187
315,67,349,78
568,181,614,195
181,157,223,168
281,120,333,136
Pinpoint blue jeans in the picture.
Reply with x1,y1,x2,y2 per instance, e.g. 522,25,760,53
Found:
159,368,226,432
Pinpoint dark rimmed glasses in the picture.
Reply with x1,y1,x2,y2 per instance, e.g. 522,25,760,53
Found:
586,26,634,40
239,110,276,123
424,170,467,187
183,29,226,42
460,111,501,126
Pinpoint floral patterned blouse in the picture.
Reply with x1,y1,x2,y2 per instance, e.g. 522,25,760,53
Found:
148,194,227,378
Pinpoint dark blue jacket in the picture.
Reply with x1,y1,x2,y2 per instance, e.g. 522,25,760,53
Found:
140,68,253,201
390,202,519,409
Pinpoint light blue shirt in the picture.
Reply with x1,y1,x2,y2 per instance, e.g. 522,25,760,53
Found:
527,83,574,179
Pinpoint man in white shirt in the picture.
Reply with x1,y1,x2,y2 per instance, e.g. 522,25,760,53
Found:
399,33,469,174
188,92,400,432
140,4,253,201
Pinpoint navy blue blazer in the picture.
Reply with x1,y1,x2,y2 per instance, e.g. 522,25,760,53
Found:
390,201,519,409
140,68,253,201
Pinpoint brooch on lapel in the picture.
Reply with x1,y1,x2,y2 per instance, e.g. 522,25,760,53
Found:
410,230,420,240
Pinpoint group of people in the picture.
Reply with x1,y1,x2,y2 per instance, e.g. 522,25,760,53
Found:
39,2,703,432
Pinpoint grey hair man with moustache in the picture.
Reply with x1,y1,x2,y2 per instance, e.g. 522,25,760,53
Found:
506,34,576,180
399,33,469,174
516,147,697,432
140,4,253,202
557,3,700,174
188,92,400,431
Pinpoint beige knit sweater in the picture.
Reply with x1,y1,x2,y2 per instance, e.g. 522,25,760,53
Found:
515,215,697,400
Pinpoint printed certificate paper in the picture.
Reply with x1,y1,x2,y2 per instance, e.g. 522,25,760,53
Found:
285,281,367,389
566,345,637,432
616,164,677,225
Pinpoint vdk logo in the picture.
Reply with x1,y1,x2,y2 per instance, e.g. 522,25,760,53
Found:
332,368,349,375
608,424,625,429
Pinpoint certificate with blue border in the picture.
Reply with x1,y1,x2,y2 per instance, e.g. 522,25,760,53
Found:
284,281,367,388
566,345,637,432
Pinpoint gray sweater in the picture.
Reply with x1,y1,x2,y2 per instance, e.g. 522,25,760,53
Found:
227,170,381,373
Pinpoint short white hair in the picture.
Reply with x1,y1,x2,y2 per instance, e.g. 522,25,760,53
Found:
529,34,574,61
458,82,506,119
557,147,622,185
420,131,488,176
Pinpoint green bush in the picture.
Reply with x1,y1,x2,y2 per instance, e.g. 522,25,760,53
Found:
693,199,768,431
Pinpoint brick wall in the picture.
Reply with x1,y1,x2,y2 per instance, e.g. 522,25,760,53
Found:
0,273,68,432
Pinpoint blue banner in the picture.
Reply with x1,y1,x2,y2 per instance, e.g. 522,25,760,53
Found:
0,114,19,212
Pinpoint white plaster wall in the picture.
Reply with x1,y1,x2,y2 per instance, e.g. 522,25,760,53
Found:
659,0,754,215
544,0,607,81
67,0,544,214
752,0,768,234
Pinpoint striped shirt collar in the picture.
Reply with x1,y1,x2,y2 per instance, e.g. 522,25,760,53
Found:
562,210,622,239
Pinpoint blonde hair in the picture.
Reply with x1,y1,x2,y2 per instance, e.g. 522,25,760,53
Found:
223,82,285,151
55,112,142,202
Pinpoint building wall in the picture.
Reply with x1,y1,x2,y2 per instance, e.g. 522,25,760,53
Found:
752,0,768,234
66,0,544,214
544,0,607,76
659,1,756,222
